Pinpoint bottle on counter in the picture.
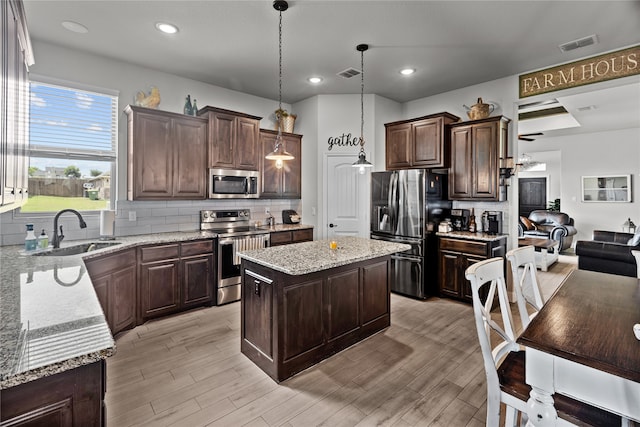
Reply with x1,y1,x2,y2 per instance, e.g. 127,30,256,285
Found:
25,224,37,251
192,99,198,116
183,95,193,115
38,229,49,250
468,208,477,233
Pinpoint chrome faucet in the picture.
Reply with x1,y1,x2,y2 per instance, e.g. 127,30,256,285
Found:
52,209,87,248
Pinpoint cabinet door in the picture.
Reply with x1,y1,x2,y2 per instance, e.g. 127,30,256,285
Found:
242,270,274,358
292,228,313,243
412,117,444,167
260,131,282,198
111,265,137,334
361,260,389,325
439,251,461,298
209,111,236,168
385,123,412,170
283,278,324,358
172,117,207,199
471,122,498,199
270,231,292,246
280,134,301,199
235,116,260,170
325,269,359,342
449,126,473,199
131,111,173,199
181,254,214,307
460,255,485,302
92,274,111,329
139,261,180,320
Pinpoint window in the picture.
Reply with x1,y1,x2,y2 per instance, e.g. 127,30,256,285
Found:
21,78,117,213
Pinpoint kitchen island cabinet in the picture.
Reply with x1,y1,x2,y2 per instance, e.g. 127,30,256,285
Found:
238,236,409,382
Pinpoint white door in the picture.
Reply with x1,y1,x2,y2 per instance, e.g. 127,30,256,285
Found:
324,154,369,239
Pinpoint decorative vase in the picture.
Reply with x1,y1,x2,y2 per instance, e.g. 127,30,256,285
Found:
280,115,296,133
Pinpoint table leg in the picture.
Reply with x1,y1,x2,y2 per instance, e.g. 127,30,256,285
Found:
526,387,558,427
525,349,559,426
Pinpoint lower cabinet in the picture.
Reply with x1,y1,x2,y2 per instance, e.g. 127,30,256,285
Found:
0,361,105,427
438,235,507,303
269,228,313,246
85,249,137,335
139,240,215,322
241,256,390,382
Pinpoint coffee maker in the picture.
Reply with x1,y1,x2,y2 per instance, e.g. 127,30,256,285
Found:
450,208,470,231
482,211,503,234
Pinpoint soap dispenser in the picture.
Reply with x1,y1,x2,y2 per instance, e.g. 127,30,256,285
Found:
25,224,37,251
38,229,49,250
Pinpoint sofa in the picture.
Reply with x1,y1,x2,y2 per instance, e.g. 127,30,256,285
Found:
518,210,577,252
575,230,640,278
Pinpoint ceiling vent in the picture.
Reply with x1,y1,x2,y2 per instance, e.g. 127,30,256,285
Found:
337,67,361,79
559,34,598,52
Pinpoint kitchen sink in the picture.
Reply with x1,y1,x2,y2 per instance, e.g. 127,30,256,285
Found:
32,241,122,256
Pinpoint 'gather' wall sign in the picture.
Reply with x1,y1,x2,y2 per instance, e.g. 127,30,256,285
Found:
327,133,361,150
519,44,639,98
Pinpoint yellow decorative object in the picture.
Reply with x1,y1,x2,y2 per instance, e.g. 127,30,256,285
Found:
134,87,161,109
274,108,297,133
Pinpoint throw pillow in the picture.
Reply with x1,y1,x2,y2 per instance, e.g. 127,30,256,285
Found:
627,229,640,246
520,216,537,231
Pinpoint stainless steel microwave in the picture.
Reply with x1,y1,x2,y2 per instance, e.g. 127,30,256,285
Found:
209,168,259,199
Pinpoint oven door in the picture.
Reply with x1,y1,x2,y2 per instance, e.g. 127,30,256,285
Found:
217,234,269,305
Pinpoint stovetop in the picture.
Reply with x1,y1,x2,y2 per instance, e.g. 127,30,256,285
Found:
200,209,270,237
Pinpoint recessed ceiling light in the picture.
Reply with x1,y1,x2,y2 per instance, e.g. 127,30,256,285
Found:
308,77,323,84
61,21,88,34
155,22,179,34
400,68,416,76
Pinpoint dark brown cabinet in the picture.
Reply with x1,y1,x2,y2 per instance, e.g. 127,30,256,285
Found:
139,240,215,321
269,228,313,246
241,256,391,382
0,361,105,427
438,235,507,303
260,129,302,199
198,106,261,171
449,116,510,200
1,0,32,211
384,112,459,170
85,249,137,335
125,105,208,200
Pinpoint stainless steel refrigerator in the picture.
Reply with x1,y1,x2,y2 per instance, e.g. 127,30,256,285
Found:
370,169,451,299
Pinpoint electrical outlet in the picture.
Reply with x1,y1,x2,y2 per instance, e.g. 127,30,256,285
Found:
129,211,137,221
265,207,270,215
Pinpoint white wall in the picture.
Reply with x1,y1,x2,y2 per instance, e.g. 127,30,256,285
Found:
518,128,640,242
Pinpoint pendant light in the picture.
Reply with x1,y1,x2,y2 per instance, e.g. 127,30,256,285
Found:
352,43,373,174
265,0,294,169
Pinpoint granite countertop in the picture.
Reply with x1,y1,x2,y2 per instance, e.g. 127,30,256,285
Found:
0,230,218,389
436,231,508,242
256,223,314,232
238,236,410,275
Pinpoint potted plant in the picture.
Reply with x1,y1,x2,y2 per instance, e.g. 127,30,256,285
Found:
274,108,297,133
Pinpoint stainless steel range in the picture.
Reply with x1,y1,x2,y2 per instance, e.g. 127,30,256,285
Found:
200,209,270,305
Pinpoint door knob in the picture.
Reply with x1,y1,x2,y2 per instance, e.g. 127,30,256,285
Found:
329,223,338,228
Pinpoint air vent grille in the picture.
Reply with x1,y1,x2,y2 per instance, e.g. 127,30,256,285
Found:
337,67,361,79
559,34,598,52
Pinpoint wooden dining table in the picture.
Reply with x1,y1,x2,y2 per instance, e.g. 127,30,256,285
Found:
517,269,640,425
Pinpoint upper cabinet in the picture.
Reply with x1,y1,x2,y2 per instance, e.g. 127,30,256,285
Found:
449,115,510,201
1,0,33,212
126,105,208,200
197,106,261,171
384,112,459,170
260,129,302,199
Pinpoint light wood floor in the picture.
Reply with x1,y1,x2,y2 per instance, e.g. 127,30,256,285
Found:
105,256,577,427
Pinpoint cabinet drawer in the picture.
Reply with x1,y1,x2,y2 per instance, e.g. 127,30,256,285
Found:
439,238,486,256
86,249,136,278
140,243,180,262
292,228,313,242
181,239,214,257
270,231,292,245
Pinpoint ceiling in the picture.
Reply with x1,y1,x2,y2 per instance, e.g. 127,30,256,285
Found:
22,1,640,136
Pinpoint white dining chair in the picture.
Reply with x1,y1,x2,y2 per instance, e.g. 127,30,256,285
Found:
632,250,640,279
505,245,545,329
465,257,526,427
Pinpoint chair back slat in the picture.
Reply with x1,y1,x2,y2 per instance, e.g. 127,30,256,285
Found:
506,245,545,329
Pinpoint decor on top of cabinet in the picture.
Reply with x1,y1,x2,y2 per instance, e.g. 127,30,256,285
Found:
463,97,496,120
184,94,193,115
134,86,161,109
274,108,297,133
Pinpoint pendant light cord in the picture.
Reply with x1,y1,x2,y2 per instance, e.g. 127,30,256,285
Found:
360,47,365,153
278,8,283,113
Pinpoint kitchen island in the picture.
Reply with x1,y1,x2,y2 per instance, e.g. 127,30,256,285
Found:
238,236,410,382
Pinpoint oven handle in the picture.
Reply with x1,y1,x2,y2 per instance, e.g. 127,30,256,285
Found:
391,254,422,262
218,234,270,246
